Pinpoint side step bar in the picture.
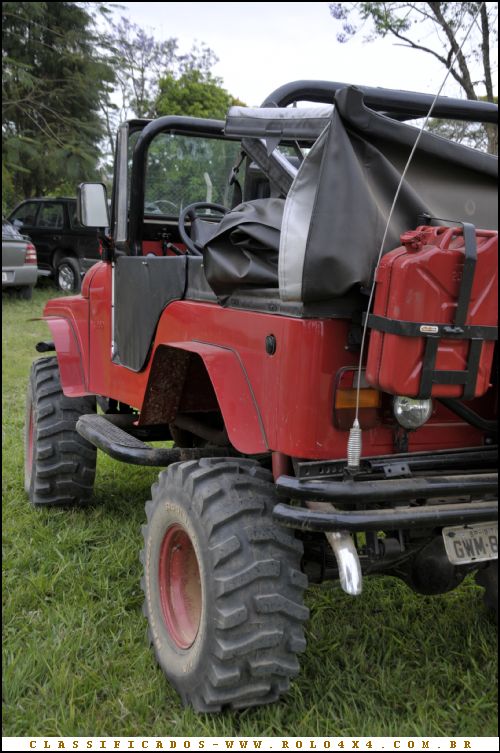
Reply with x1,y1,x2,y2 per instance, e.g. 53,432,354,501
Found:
76,414,241,466
76,414,181,466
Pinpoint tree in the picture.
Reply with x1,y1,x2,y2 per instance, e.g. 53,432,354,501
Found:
104,17,181,122
99,17,225,162
329,2,498,154
2,2,115,207
154,69,245,119
103,18,221,119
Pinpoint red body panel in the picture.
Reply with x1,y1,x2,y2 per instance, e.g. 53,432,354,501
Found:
44,316,88,396
44,261,488,459
366,227,498,398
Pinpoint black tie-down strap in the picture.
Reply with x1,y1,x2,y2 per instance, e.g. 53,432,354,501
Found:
365,221,498,400
364,314,498,399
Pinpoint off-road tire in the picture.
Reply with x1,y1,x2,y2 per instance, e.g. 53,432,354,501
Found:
56,257,81,293
24,356,97,506
141,458,309,712
476,561,498,624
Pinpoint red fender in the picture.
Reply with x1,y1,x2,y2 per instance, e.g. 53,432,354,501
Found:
147,341,268,454
43,315,88,397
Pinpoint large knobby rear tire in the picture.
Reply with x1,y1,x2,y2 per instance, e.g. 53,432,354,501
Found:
141,458,309,712
24,356,97,506
476,561,498,624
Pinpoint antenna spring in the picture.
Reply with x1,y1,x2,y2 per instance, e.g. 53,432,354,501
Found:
347,419,362,470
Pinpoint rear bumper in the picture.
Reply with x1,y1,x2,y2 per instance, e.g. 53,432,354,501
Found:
2,265,38,287
273,498,498,532
273,447,498,532
276,472,497,505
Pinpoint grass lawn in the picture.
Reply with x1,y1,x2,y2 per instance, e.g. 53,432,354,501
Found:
2,284,498,738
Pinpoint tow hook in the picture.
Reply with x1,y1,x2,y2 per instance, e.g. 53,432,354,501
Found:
305,500,363,595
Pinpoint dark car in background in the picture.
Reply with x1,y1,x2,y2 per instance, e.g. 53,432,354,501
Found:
2,219,39,300
8,197,102,292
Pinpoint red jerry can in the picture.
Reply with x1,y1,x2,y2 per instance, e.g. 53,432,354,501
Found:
365,224,498,399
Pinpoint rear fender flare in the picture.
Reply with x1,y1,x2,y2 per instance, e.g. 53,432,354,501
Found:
143,341,269,454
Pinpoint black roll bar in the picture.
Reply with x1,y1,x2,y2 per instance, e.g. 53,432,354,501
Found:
128,116,226,255
261,80,498,124
127,82,497,254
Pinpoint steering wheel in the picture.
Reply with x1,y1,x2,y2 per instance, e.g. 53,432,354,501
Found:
178,202,228,256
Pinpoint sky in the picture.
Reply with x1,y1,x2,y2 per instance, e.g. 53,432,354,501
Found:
110,1,496,107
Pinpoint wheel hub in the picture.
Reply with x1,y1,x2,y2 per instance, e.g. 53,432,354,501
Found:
158,524,202,649
58,265,75,291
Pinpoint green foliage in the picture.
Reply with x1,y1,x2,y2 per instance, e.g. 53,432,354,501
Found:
2,162,16,215
103,16,186,121
99,19,243,166
2,2,115,207
2,4,245,206
155,69,245,120
102,19,226,122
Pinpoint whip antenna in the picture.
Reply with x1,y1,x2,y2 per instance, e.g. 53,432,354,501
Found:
347,2,486,470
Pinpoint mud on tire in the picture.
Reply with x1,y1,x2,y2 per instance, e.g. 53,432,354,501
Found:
140,458,309,712
24,356,97,506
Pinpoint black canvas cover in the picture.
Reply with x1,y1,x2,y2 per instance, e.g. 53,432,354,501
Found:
205,87,497,305
203,198,283,300
281,87,497,303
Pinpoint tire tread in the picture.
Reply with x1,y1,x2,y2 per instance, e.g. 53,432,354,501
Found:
25,357,96,507
140,459,308,712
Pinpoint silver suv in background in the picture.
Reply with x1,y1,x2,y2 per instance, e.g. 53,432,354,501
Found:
2,219,39,300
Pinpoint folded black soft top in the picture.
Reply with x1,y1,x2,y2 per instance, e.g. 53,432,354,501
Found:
212,86,497,304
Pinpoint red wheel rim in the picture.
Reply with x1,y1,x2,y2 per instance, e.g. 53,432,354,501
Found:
158,524,202,649
25,405,34,480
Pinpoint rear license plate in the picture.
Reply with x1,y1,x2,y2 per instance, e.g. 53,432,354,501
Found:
442,522,498,565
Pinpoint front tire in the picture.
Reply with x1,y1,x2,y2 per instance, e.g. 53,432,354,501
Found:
56,257,81,293
141,458,308,712
24,356,97,506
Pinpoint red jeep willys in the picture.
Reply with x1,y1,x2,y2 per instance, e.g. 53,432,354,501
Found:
25,81,498,712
